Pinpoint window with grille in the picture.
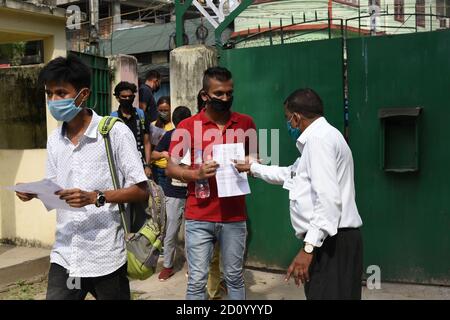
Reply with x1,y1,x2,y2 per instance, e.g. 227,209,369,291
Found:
394,0,405,22
416,0,425,27
436,0,445,16
436,0,449,28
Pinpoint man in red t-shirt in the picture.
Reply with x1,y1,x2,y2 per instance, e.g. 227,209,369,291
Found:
167,67,257,300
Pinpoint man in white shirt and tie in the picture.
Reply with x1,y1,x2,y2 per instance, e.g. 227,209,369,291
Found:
235,88,363,300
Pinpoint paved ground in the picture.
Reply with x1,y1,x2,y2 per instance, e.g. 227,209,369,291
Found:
131,262,450,300
1,245,449,300
0,245,50,269
0,245,50,288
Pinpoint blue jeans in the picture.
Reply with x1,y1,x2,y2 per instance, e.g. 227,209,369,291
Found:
185,220,247,300
163,197,186,269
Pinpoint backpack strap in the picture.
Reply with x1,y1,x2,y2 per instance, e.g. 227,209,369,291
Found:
99,116,122,136
98,116,129,234
146,180,167,239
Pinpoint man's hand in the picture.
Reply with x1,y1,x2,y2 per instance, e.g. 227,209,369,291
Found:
15,183,37,202
234,162,251,173
196,161,219,180
234,156,260,173
16,191,37,202
285,249,314,287
161,151,170,160
56,189,97,208
144,166,152,178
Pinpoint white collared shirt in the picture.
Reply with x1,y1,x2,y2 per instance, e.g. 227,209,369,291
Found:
251,117,362,247
46,109,147,277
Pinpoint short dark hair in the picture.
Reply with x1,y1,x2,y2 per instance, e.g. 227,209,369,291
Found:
284,88,324,119
197,89,206,113
172,106,192,127
114,81,137,97
38,54,91,91
157,96,171,107
145,70,161,81
202,66,232,92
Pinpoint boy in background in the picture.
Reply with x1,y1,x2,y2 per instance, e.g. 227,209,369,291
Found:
157,106,192,281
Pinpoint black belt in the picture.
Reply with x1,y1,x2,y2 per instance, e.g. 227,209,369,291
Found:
338,227,359,232
302,227,360,239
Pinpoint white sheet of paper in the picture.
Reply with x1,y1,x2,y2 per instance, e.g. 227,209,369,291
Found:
150,124,166,145
5,179,85,212
213,143,251,198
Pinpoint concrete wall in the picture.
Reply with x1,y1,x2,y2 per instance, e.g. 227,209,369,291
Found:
169,45,218,114
0,150,56,247
0,5,66,247
109,54,139,112
0,65,46,149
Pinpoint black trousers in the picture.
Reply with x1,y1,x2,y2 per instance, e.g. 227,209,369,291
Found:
46,263,130,300
304,228,363,300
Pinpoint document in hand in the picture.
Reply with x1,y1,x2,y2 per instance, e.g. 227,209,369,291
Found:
213,143,251,198
5,179,85,212
150,124,167,145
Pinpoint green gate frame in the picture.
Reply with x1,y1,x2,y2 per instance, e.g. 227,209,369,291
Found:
175,0,253,49
70,51,111,116
346,30,450,285
220,29,450,285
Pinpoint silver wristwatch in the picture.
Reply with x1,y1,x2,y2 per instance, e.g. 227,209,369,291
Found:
94,190,106,208
304,243,314,254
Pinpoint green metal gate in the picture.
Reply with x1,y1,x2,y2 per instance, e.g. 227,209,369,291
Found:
220,39,345,269
70,51,111,116
221,30,450,285
347,30,450,285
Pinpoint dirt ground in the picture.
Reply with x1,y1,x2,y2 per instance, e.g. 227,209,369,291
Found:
0,276,143,300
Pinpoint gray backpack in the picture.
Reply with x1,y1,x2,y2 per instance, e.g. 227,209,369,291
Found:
99,116,166,280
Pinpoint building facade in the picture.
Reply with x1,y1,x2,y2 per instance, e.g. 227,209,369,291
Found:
232,0,450,48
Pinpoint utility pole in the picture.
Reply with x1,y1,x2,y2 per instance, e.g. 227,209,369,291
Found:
112,0,121,31
89,0,99,55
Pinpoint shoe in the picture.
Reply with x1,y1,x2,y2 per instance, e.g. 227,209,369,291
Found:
158,267,174,281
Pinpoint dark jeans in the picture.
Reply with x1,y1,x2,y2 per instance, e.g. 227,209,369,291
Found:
46,263,130,300
152,166,167,187
304,228,363,300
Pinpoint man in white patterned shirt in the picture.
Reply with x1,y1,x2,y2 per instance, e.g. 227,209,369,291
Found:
236,88,363,300
15,55,149,300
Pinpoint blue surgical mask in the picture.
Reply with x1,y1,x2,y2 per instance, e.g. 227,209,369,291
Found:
287,115,301,141
47,90,85,122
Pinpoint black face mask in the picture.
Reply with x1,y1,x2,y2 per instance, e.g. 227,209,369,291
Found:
119,98,134,110
207,95,233,112
152,81,160,93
